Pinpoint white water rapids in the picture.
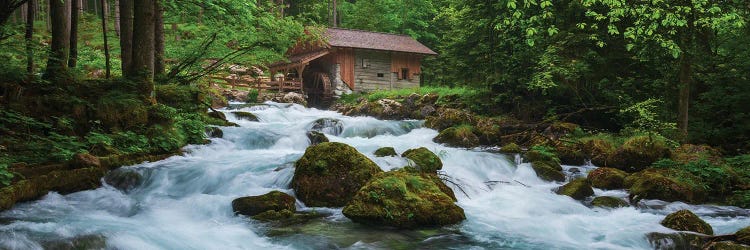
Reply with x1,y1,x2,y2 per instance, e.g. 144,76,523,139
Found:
1,102,749,249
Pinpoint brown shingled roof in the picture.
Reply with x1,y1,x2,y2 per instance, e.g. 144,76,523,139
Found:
325,28,437,55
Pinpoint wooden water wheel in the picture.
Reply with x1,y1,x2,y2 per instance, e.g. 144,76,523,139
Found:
305,72,333,107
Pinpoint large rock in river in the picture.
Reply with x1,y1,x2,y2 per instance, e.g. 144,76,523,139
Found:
401,147,443,173
531,161,565,182
661,210,714,235
624,169,706,203
587,167,628,190
433,125,480,148
606,135,671,172
291,142,383,207
342,170,465,228
556,178,594,200
232,191,296,216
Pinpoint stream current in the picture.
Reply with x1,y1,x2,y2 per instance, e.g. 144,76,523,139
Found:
1,102,749,249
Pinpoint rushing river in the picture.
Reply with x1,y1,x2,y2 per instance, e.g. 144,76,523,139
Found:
1,102,749,250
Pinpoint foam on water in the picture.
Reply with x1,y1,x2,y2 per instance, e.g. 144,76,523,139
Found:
1,102,748,249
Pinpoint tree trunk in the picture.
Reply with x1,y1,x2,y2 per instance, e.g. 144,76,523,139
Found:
331,0,337,27
677,8,696,141
25,0,34,74
153,0,164,75
45,0,71,80
131,0,155,101
100,0,110,78
114,0,120,36
69,0,79,68
119,0,132,75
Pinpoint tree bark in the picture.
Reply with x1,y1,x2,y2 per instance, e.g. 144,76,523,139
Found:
25,0,34,74
45,0,71,80
131,0,155,101
69,0,80,68
331,0,337,27
677,6,696,141
100,0,110,78
114,0,120,36
119,0,132,75
153,0,164,75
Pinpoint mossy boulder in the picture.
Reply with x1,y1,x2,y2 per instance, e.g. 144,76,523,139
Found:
530,161,565,182
374,147,398,157
306,131,329,146
474,117,502,145
208,111,227,121
342,170,465,228
500,143,522,154
424,108,474,131
556,178,594,200
543,122,580,140
672,144,723,165
554,143,587,166
736,226,750,245
232,191,296,216
661,210,714,235
624,169,706,203
607,135,672,172
588,167,628,190
591,196,629,208
433,125,480,148
251,209,295,221
579,139,615,167
232,111,259,121
291,142,383,207
401,147,443,173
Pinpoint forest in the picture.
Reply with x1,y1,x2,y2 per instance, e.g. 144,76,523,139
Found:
1,0,750,249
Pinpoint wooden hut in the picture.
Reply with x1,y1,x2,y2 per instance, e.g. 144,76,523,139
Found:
268,28,437,105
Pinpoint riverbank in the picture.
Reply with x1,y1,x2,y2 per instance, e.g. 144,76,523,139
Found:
330,88,750,209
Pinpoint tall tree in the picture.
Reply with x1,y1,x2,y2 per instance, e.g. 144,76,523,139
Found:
153,0,164,75
45,0,71,79
69,0,79,68
100,0,110,78
25,0,35,74
130,0,155,101
119,0,132,75
114,0,120,36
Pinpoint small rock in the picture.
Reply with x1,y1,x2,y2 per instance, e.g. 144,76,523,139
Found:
281,92,308,106
420,105,437,118
104,169,143,192
588,167,628,190
205,127,223,138
556,178,594,200
531,161,566,182
232,111,259,121
306,131,329,145
420,93,439,105
661,210,714,235
232,191,296,216
500,143,522,154
401,147,443,173
374,147,398,157
591,196,629,208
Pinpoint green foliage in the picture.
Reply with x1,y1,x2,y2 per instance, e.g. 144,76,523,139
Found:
619,99,677,139
0,163,13,187
529,145,560,164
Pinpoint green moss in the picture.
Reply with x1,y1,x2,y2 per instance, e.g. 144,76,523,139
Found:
231,111,259,121
588,167,628,190
401,147,443,173
424,108,474,130
591,196,629,208
531,161,566,182
578,138,615,167
342,170,465,228
624,169,706,203
374,147,398,157
556,178,594,200
433,125,480,148
155,84,207,113
660,210,714,235
606,135,672,172
231,191,296,216
291,142,383,207
500,143,522,154
705,241,750,250
252,209,295,221
737,226,750,245
525,145,560,164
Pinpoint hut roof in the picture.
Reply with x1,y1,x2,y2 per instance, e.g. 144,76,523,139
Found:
325,28,437,55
